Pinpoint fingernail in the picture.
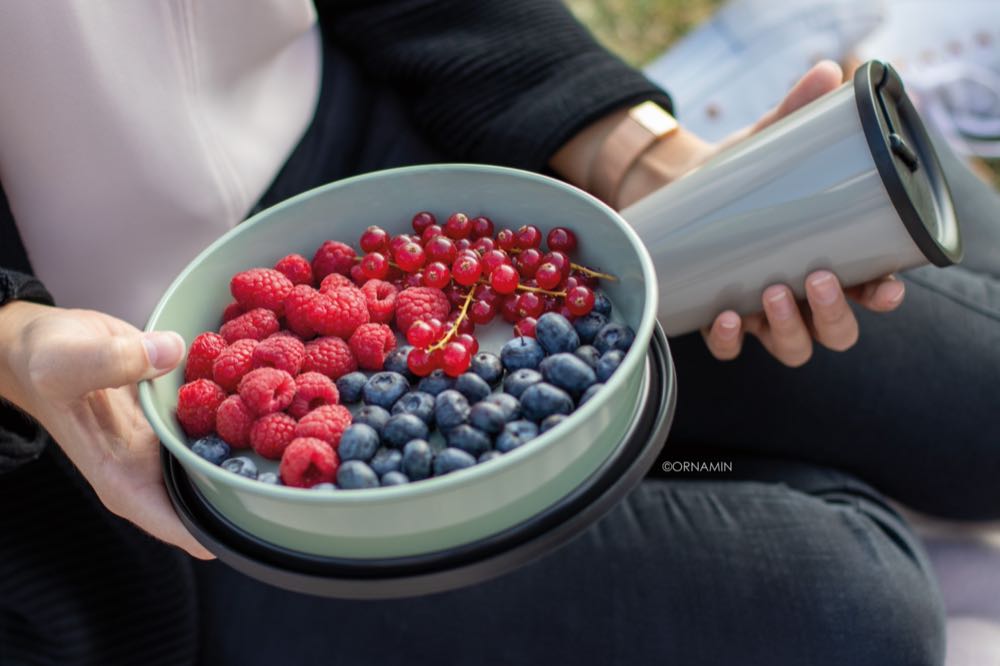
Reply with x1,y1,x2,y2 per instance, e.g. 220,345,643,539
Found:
143,332,184,370
718,313,739,338
887,281,905,305
809,272,839,305
766,289,794,320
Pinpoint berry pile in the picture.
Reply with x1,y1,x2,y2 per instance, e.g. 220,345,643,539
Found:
177,212,633,490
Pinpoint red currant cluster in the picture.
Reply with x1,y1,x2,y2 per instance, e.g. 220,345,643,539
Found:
354,212,613,377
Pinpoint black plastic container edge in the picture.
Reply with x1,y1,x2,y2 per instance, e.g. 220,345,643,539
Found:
853,60,962,267
163,324,675,599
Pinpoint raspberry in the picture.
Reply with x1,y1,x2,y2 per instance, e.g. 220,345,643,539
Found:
395,287,450,333
184,331,226,382
212,339,258,392
301,336,357,380
360,279,398,324
216,395,254,449
230,268,293,315
237,367,296,416
319,272,354,294
176,379,226,438
349,323,397,371
252,334,306,375
279,437,339,488
288,372,340,419
219,307,280,344
294,404,352,448
311,287,369,338
222,301,244,323
250,412,298,460
312,240,356,281
274,253,314,286
284,285,321,338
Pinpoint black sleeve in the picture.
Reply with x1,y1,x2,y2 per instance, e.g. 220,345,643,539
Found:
315,0,673,170
1,183,54,473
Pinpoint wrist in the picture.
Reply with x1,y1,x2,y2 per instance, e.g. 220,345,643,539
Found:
0,300,50,412
615,127,714,209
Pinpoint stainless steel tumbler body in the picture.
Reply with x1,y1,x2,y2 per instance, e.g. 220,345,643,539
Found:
623,61,962,337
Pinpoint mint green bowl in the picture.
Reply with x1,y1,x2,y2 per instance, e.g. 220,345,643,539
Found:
139,164,658,559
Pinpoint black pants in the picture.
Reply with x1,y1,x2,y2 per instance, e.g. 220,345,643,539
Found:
5,45,1000,666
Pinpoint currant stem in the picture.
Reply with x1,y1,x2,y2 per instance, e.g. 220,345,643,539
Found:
427,287,476,352
473,278,566,297
505,248,617,282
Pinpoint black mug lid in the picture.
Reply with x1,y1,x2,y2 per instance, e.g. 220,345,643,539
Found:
854,60,963,267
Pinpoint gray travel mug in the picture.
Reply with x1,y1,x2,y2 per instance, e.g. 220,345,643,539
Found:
622,60,962,337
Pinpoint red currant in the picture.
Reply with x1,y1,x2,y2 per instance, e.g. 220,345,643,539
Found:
496,228,517,251
446,311,475,336
471,237,495,255
445,283,467,308
547,227,577,253
390,234,413,255
350,264,367,285
412,211,436,235
473,283,501,305
543,295,560,312
535,262,563,290
500,295,520,323
469,299,497,325
425,236,457,265
421,224,443,244
455,333,479,355
515,225,542,250
558,304,576,321
422,261,451,289
452,254,483,286
394,241,426,272
482,249,510,274
490,264,519,294
407,347,438,377
361,252,389,279
455,238,472,252
514,317,537,338
565,286,595,316
514,248,543,278
360,226,390,254
571,270,599,288
471,216,495,239
542,251,571,277
443,212,472,239
441,341,472,377
407,320,437,347
515,292,545,319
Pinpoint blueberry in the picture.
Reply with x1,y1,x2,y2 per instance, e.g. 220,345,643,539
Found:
258,472,281,485
433,447,476,475
363,372,410,409
535,313,580,355
418,369,454,396
478,450,503,464
596,350,626,382
574,345,602,369
503,368,542,399
592,290,612,316
381,471,410,486
383,345,416,381
593,323,635,355
496,420,539,453
382,413,429,448
434,390,470,431
191,435,230,465
336,372,368,404
447,424,492,457
519,383,574,422
338,423,380,462
573,311,609,345
221,456,257,479
539,353,597,398
579,382,603,406
540,414,567,433
485,393,521,422
402,439,434,481
468,402,507,434
470,351,504,386
370,447,403,477
312,482,337,491
337,460,379,489
391,391,436,425
353,404,390,435
500,336,545,372
454,373,490,404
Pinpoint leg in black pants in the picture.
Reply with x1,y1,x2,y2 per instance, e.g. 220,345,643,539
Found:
192,45,979,665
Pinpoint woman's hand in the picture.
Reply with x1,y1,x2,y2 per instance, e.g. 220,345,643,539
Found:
552,61,905,367
0,300,213,559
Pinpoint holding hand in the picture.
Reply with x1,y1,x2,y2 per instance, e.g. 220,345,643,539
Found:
0,301,213,559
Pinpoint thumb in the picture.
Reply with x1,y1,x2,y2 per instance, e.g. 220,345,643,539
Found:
64,331,186,394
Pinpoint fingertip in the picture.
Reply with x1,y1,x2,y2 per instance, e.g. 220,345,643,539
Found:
716,310,741,338
142,331,185,371
877,279,906,310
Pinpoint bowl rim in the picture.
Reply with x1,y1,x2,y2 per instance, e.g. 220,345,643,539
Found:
139,163,659,505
